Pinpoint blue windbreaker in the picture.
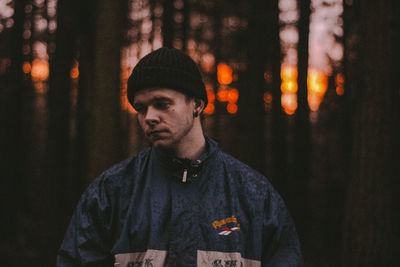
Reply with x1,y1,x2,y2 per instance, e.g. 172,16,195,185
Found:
57,137,303,266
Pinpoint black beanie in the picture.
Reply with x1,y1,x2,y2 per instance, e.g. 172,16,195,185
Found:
127,47,207,107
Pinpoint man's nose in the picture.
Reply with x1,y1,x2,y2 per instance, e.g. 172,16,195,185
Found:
144,106,160,125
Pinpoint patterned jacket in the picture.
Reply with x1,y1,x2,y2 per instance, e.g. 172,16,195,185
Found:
57,137,303,266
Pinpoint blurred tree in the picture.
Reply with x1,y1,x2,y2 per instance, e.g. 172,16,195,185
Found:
45,0,81,263
44,0,124,264
76,0,123,184
236,0,270,174
269,0,287,198
289,0,311,245
162,0,174,47
342,0,400,266
181,0,190,51
210,0,223,141
0,0,29,263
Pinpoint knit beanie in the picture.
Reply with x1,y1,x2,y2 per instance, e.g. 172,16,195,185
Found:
127,47,207,107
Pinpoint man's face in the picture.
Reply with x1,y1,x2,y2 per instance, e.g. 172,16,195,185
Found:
133,88,196,150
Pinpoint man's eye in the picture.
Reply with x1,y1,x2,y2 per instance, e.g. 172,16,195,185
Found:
155,102,170,109
134,106,146,114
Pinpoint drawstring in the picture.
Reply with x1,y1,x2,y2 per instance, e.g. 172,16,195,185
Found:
182,169,188,183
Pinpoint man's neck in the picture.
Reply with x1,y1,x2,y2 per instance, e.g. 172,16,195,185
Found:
173,122,206,160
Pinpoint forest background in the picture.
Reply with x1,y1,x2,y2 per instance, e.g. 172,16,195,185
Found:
0,0,399,266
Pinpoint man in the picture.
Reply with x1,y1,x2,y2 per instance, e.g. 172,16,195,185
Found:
57,47,303,266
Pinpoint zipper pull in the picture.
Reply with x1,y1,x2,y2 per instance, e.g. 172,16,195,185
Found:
182,169,187,183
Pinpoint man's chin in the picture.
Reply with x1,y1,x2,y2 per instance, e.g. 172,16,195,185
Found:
150,138,172,148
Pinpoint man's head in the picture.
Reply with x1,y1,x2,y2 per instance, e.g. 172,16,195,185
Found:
127,47,207,151
127,47,208,108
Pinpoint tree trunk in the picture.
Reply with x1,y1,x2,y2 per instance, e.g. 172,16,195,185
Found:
162,0,174,47
289,0,311,245
45,0,80,262
269,0,287,196
76,0,123,184
181,0,190,51
0,0,29,263
341,1,400,266
236,0,271,174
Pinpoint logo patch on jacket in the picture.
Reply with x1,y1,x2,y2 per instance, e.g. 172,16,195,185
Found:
197,251,261,267
114,250,167,267
212,215,241,236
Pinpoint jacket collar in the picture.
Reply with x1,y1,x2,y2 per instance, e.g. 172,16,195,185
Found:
152,135,219,183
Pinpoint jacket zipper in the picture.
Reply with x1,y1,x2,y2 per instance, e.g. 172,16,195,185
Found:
182,169,187,182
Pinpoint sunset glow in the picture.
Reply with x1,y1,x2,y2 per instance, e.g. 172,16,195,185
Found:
307,68,328,111
31,59,49,81
23,61,31,74
227,102,238,114
217,63,233,85
281,66,298,114
281,92,297,115
336,73,344,96
70,62,79,79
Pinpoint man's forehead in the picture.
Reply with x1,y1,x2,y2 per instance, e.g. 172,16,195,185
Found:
133,88,184,103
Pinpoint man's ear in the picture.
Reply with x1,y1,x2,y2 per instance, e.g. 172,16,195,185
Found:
193,98,205,116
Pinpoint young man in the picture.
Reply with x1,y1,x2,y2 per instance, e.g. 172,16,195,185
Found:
57,47,303,266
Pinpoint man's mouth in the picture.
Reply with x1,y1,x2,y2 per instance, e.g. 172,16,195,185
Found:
147,130,168,137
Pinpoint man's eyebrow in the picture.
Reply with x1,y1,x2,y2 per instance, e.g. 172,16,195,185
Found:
133,96,172,107
132,101,143,107
152,96,172,102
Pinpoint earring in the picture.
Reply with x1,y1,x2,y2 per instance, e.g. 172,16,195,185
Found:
194,111,199,117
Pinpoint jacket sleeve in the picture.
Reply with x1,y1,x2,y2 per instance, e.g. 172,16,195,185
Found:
262,191,304,267
57,177,114,267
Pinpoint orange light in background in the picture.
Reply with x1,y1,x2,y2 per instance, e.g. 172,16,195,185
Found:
31,59,49,81
120,67,130,82
280,66,298,114
281,66,298,81
264,91,273,111
307,68,328,111
70,64,79,79
201,53,215,73
227,88,239,103
217,86,229,102
204,84,215,115
281,93,297,115
120,65,136,114
227,102,238,114
206,84,215,103
217,62,233,85
233,74,238,82
308,69,328,95
120,85,136,114
22,61,31,74
336,73,344,96
280,66,298,94
336,86,344,96
308,93,321,112
264,92,273,104
204,103,215,115
281,80,298,93
264,71,273,84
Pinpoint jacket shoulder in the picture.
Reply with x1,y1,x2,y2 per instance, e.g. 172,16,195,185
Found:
85,148,151,196
219,152,274,197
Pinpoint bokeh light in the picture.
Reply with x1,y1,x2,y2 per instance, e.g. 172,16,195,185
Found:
227,102,238,114
281,66,298,114
281,93,297,115
335,73,344,96
31,59,49,81
307,68,328,111
22,61,31,74
217,62,233,85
